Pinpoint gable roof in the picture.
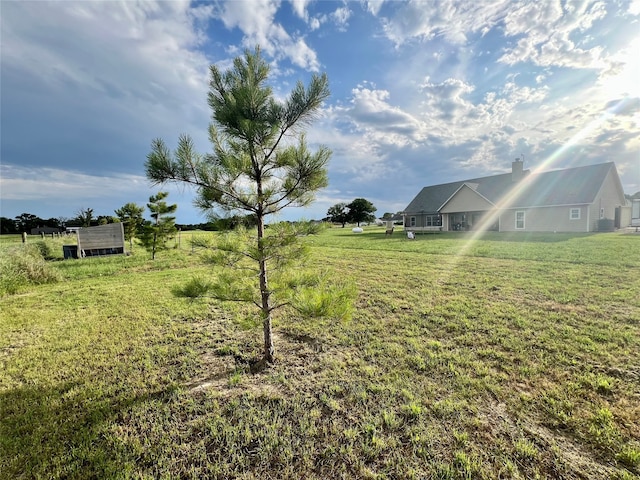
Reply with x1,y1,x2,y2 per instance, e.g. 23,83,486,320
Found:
404,172,519,213
404,162,619,213
506,162,616,208
439,183,496,211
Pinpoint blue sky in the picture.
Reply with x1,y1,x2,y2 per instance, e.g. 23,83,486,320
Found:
2,0,639,224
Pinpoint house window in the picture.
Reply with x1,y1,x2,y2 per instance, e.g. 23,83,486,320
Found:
410,216,416,227
570,208,580,220
600,208,605,219
515,211,525,230
425,215,442,227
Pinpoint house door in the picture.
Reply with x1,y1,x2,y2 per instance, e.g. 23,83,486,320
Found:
471,213,482,230
451,213,466,230
615,207,621,228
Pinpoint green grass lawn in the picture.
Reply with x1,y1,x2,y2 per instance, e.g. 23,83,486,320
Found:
1,228,639,479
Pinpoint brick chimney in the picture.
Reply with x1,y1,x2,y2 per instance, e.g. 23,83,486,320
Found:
512,156,524,182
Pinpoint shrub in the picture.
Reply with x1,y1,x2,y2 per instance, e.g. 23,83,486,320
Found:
0,244,62,295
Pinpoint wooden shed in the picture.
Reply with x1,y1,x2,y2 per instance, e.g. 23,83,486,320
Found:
76,223,126,257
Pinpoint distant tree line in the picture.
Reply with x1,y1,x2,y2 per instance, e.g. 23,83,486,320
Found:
0,211,118,234
1,197,263,237
174,214,259,232
0,212,262,235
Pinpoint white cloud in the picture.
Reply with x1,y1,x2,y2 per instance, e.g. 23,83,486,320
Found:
217,0,320,70
331,6,352,31
323,86,428,154
282,38,321,71
0,165,148,201
380,0,509,46
363,0,386,16
1,0,213,142
349,88,424,137
290,0,312,21
1,1,212,95
417,77,549,148
312,74,558,182
218,0,279,42
0,164,204,222
309,17,321,30
378,1,614,73
287,0,328,34
498,1,608,69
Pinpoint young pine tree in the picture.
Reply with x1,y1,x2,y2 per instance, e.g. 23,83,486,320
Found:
114,202,145,251
145,47,353,366
140,192,177,260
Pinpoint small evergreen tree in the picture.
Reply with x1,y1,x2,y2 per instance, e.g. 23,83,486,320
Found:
115,202,145,250
140,192,177,259
146,47,353,366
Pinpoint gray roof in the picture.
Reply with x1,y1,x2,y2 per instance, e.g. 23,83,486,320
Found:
404,172,518,213
508,162,615,208
404,162,617,213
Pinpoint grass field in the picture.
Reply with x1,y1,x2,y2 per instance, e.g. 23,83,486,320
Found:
1,228,639,479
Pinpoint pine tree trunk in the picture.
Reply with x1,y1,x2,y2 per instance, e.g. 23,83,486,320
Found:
257,213,274,364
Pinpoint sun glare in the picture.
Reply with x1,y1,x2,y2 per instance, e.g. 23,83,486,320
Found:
436,34,640,277
601,36,640,98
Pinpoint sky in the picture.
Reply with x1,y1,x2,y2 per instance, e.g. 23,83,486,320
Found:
1,0,639,225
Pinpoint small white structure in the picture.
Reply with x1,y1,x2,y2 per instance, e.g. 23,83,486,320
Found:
352,227,363,233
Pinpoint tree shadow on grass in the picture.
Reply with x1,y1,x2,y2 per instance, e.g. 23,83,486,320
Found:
0,381,176,479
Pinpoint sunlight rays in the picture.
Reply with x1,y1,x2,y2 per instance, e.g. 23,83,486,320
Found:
435,96,633,282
